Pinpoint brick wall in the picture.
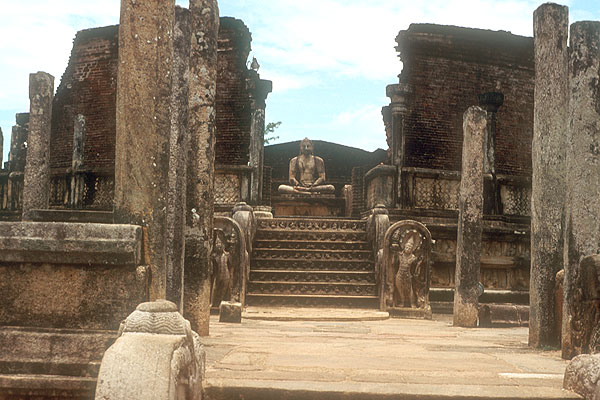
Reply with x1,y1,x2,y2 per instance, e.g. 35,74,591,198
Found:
50,26,118,172
397,24,534,176
215,17,252,166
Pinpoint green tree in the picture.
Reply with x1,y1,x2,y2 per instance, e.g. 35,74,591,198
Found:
264,121,282,145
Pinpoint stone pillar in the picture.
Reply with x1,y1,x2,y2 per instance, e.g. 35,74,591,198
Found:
247,70,272,205
563,21,600,359
70,114,86,209
385,83,411,208
8,113,29,172
184,0,219,336
477,92,503,215
22,72,54,220
0,127,3,168
114,0,175,300
530,3,569,349
454,106,487,327
165,7,191,312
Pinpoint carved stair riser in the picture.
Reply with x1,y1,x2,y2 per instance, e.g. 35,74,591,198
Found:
250,271,376,284
258,219,366,231
252,249,372,261
246,295,379,308
250,259,374,272
256,231,367,242
248,282,377,296
254,240,369,251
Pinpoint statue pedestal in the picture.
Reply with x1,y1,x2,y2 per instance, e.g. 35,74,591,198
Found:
388,306,432,320
272,194,344,217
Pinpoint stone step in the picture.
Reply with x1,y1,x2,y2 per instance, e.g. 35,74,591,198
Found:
250,259,374,272
254,239,370,251
255,230,367,242
245,293,379,308
248,281,377,297
252,249,373,262
250,270,376,284
257,218,366,232
0,373,97,399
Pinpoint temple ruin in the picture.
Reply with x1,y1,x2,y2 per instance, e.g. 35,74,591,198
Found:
1,0,600,398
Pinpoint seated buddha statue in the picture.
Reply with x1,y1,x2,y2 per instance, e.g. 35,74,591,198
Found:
278,138,335,195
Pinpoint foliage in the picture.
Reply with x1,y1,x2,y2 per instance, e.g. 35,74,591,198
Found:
264,121,282,145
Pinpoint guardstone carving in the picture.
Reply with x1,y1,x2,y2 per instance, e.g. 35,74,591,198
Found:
96,300,204,400
214,216,248,305
382,220,432,317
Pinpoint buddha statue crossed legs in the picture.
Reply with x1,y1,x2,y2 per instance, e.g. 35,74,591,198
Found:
278,138,335,195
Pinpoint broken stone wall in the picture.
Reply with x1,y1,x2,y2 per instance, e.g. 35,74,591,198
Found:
397,24,534,176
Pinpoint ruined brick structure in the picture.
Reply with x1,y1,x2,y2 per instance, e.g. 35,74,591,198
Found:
397,24,534,176
216,18,252,166
375,24,533,316
50,26,118,172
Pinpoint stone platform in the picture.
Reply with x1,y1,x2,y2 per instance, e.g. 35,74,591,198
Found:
271,195,344,217
203,310,580,400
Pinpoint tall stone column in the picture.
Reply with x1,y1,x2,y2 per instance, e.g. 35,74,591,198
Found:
454,106,487,327
0,127,3,168
114,0,175,300
184,0,219,336
247,70,272,205
385,83,411,208
563,21,600,359
165,6,191,312
530,3,569,349
22,72,54,220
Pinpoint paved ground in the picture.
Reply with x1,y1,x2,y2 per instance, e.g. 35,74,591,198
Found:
202,308,581,400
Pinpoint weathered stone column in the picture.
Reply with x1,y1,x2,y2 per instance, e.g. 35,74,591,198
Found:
530,3,569,349
165,6,191,311
184,0,219,335
22,72,54,220
563,21,600,359
386,82,411,208
454,106,487,327
247,70,272,205
0,127,3,168
70,114,86,209
114,0,175,300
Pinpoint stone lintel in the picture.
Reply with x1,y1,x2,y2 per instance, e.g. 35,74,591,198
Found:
365,164,396,181
0,222,142,265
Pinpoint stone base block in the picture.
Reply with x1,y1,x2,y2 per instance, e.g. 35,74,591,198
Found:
272,195,344,217
388,306,432,320
219,301,242,323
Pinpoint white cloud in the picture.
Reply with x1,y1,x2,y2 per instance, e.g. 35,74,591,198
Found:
329,104,387,150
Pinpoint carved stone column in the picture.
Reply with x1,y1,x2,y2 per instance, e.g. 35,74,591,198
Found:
165,7,191,311
184,0,219,336
114,0,175,300
530,3,569,349
22,72,54,220
563,21,600,359
386,82,411,208
477,91,503,215
247,70,272,205
454,106,487,327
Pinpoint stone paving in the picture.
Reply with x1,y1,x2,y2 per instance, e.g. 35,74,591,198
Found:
203,308,581,399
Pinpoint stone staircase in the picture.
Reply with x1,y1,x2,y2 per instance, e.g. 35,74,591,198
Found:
247,217,378,307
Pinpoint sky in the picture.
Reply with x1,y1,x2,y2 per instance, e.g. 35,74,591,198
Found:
1,0,599,164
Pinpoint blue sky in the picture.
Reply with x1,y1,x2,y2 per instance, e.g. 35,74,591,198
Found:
1,0,599,164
